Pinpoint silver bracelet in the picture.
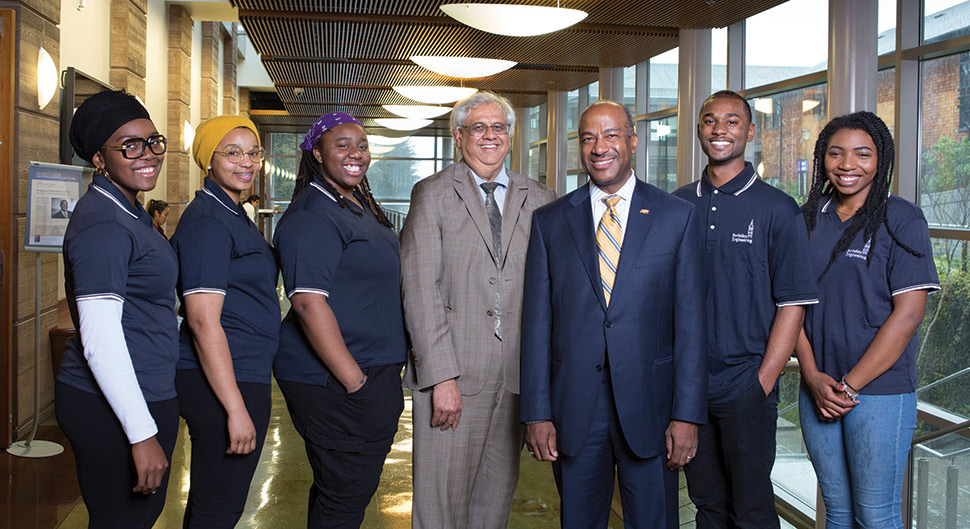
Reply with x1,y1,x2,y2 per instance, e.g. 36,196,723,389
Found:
840,376,859,401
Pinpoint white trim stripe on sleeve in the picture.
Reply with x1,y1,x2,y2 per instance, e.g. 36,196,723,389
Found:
286,287,330,299
776,298,820,307
183,287,227,296
75,292,125,303
892,284,941,296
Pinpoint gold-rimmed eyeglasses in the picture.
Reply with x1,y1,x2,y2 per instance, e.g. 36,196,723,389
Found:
212,147,266,164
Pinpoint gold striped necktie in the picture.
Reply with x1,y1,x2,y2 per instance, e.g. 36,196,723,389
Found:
597,194,623,306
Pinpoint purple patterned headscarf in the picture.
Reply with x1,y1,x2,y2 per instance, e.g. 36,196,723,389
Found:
300,112,365,151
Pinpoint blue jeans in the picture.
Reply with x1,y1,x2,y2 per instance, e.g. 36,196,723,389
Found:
799,385,916,529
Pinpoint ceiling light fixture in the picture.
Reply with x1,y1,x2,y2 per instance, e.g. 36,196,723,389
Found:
374,118,433,131
410,55,517,78
369,135,410,146
439,3,588,37
383,105,453,120
393,86,477,104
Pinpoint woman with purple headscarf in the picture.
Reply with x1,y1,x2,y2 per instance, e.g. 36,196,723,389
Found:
272,113,406,528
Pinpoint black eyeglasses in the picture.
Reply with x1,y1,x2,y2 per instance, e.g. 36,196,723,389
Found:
102,135,168,159
212,147,266,164
462,122,510,137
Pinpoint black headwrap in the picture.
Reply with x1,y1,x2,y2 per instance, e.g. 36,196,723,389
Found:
69,90,151,164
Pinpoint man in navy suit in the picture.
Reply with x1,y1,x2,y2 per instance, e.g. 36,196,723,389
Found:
521,100,708,528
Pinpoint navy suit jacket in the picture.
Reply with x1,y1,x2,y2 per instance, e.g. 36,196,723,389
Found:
520,179,708,459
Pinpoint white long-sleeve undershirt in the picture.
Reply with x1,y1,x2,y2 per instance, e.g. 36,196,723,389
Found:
77,297,158,444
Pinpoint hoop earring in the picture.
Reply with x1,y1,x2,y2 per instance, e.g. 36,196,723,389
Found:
94,166,108,178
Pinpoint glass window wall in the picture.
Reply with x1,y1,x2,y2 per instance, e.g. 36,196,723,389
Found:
649,48,678,112
745,0,827,89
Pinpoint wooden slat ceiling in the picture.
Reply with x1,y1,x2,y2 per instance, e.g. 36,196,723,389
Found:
235,0,788,133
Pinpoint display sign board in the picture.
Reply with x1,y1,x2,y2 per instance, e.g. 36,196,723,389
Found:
24,161,85,252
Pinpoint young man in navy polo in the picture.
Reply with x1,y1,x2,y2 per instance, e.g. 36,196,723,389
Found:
673,90,818,529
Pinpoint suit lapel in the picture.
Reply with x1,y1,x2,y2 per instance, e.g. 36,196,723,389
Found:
611,180,654,307
565,185,607,311
499,171,529,268
452,162,498,264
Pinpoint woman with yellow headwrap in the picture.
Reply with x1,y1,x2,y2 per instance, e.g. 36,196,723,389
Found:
169,115,280,527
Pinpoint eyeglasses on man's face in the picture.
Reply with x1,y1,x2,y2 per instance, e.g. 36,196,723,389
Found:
102,135,168,159
462,122,510,137
212,147,266,164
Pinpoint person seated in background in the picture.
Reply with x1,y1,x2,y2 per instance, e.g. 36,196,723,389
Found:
243,194,259,223
148,199,169,240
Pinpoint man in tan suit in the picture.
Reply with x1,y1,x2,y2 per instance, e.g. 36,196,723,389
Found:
401,91,556,529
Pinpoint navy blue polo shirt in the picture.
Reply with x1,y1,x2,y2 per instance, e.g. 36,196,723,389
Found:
674,162,818,403
58,172,179,401
170,178,280,384
273,177,407,386
804,193,939,395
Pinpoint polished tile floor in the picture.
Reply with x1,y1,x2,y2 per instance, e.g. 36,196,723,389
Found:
52,383,631,528
1,381,800,529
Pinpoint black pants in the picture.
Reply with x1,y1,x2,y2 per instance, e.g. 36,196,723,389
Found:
176,368,272,529
684,379,780,529
277,363,404,529
55,381,179,529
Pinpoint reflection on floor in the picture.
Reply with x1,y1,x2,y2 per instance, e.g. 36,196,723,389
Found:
51,382,697,528
0,380,801,529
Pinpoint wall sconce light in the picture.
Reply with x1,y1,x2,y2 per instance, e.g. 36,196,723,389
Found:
37,47,57,110
183,120,195,150
753,98,773,114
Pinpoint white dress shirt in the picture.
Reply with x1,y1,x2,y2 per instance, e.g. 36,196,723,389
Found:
589,170,636,245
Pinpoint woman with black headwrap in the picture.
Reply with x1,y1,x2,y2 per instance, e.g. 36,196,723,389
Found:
55,90,179,529
273,112,404,528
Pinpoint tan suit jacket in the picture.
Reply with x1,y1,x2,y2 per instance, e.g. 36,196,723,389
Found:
400,161,556,395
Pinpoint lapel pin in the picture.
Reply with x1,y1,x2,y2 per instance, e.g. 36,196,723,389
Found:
640,209,650,214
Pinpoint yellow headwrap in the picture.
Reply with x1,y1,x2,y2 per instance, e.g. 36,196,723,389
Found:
191,115,260,171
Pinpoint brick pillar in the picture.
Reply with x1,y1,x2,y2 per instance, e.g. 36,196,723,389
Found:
200,22,220,121
109,0,147,99
166,5,192,228
238,87,250,120
223,30,238,115
5,0,62,441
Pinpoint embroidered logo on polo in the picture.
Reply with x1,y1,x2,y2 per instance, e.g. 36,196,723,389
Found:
845,238,871,261
731,220,754,244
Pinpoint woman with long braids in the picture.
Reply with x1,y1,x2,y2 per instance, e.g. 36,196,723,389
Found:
273,112,405,528
57,90,178,528
796,111,939,528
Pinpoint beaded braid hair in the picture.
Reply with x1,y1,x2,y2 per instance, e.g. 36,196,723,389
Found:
292,133,394,230
803,111,922,278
